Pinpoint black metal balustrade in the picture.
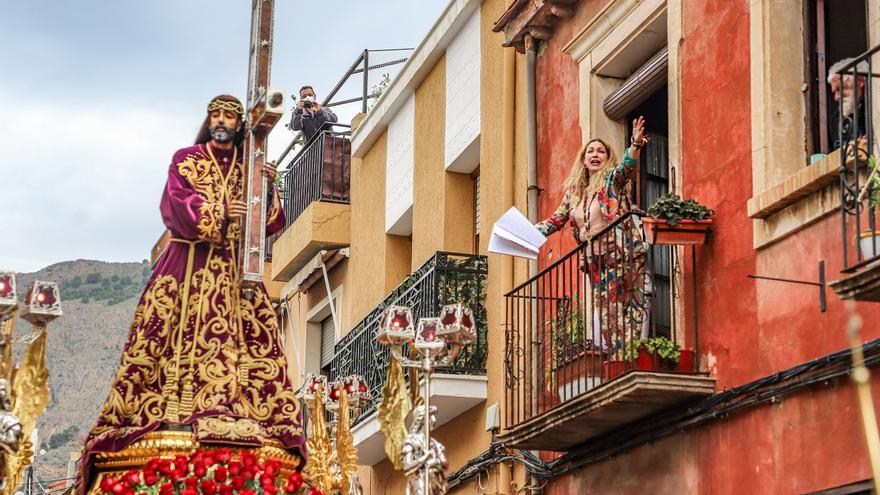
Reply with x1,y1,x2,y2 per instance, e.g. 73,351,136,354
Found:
329,252,488,424
281,124,352,227
504,212,701,430
838,45,880,272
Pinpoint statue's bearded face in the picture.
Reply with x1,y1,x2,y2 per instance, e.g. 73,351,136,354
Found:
208,108,242,144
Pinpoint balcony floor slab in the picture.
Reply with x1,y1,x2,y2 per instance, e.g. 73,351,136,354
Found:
352,373,487,465
830,259,880,302
500,371,715,451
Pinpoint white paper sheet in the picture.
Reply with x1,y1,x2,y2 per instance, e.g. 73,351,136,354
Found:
488,207,547,259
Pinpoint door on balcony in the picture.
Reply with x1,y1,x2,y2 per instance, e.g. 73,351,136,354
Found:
628,86,672,336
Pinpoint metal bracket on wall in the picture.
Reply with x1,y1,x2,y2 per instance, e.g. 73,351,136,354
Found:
747,260,827,312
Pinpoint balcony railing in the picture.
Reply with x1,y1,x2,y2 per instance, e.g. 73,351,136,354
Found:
329,252,488,424
504,212,701,431
281,124,352,227
839,45,880,272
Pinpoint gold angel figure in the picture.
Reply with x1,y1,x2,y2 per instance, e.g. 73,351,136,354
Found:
305,384,334,494
3,326,50,495
335,389,359,494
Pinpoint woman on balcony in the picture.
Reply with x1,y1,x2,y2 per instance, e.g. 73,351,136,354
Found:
535,116,649,355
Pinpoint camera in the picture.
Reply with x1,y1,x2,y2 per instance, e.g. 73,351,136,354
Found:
302,95,316,110
303,100,313,109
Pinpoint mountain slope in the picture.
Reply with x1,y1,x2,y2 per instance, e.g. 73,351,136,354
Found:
13,260,149,483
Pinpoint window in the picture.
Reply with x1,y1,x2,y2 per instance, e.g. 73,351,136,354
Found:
319,315,335,377
805,0,867,155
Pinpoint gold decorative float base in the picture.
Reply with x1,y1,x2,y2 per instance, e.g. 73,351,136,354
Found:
87,430,302,495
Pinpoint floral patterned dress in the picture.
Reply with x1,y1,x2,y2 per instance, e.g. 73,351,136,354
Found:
536,149,648,352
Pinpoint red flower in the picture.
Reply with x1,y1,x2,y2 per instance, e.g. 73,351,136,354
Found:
158,460,174,476
159,483,174,495
184,477,199,490
240,490,256,495
261,475,276,489
125,470,141,486
110,482,126,495
170,470,185,483
228,461,242,476
99,477,116,493
203,453,216,466
200,480,218,495
215,448,233,463
174,455,189,470
306,488,322,495
287,472,302,487
242,469,255,481
231,475,246,490
263,462,279,478
263,485,278,495
181,488,198,495
240,451,257,468
122,488,135,495
194,463,208,478
214,466,228,483
219,485,233,495
143,473,160,486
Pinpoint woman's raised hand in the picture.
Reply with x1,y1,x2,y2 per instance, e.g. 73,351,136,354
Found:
632,115,647,145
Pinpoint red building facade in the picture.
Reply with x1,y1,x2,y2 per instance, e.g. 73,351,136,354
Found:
496,0,880,493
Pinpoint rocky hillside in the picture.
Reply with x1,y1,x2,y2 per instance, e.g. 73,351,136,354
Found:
13,260,150,483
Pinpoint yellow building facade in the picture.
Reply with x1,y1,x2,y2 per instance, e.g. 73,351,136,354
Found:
270,0,534,492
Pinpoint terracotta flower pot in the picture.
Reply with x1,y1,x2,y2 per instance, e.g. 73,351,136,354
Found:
635,348,660,371
602,360,628,381
642,218,713,246
677,349,696,373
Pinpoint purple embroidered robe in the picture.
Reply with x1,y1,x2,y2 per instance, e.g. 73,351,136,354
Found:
79,142,303,490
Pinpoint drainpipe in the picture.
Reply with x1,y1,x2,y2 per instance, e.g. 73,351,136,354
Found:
499,34,516,495
525,33,539,280
524,33,543,495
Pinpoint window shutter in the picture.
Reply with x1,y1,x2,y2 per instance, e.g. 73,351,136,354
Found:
603,47,668,121
320,315,335,367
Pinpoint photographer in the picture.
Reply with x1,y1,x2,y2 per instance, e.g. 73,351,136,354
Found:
290,85,338,142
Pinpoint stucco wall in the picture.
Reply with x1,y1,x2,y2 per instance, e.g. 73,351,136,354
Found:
523,0,880,493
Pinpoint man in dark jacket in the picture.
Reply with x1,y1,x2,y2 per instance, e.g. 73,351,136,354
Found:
290,85,338,142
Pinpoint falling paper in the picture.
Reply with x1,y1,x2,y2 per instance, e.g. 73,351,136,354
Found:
488,207,547,260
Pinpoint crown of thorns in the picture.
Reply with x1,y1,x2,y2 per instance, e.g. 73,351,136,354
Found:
207,99,245,116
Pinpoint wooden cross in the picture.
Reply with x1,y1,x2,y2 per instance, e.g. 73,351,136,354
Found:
240,0,284,294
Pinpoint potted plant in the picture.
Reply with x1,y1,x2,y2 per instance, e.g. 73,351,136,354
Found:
856,156,880,260
643,194,715,245
545,299,603,399
622,336,696,373
601,334,632,381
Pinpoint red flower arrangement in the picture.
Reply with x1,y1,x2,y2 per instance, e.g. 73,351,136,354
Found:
98,448,321,495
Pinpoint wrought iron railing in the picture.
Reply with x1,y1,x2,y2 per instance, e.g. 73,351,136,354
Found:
838,45,880,272
504,212,701,430
329,252,488,424
275,48,412,165
281,124,351,227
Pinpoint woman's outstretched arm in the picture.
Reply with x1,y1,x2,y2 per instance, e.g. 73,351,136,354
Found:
535,187,574,236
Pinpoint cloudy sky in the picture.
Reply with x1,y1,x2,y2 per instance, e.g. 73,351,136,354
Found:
1,0,448,273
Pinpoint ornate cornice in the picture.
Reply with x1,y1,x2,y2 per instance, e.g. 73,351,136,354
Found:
492,0,580,53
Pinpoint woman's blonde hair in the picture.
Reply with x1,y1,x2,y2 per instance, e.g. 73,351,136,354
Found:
564,138,618,204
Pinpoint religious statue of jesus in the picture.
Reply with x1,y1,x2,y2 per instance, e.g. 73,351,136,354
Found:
77,95,305,492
